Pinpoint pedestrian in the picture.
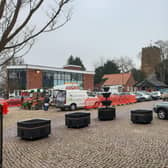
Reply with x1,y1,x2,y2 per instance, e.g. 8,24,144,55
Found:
21,96,24,104
43,95,50,111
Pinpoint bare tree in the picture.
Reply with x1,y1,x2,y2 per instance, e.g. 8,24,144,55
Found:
0,0,72,66
155,40,168,61
116,56,134,73
155,40,168,82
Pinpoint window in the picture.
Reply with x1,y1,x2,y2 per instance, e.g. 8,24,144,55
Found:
43,71,54,88
8,69,26,90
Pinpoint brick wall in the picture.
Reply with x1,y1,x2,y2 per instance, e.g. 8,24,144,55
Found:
141,46,161,76
26,69,42,89
126,75,136,87
124,74,136,91
83,74,94,91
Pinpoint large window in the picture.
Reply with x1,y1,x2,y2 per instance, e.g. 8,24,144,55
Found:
52,71,83,88
43,71,54,88
8,69,26,91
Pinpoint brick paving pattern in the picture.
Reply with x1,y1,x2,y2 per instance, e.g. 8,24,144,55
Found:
3,101,168,168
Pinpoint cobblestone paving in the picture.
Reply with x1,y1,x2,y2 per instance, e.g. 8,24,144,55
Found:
3,101,168,168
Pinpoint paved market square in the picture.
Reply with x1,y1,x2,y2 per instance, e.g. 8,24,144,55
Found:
3,100,168,168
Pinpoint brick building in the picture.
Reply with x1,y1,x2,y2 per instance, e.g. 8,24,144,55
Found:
103,72,136,93
141,46,161,77
7,64,94,93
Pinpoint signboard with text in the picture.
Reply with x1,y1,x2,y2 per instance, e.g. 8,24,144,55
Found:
53,83,80,90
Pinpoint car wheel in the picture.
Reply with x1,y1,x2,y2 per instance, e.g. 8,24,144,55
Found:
70,104,77,111
157,109,167,120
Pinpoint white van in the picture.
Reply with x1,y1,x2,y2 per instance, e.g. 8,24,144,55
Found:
56,90,95,110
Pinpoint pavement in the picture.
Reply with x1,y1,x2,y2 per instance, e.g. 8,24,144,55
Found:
3,100,168,168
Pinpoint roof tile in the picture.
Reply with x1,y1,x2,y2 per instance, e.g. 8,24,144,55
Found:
103,73,131,86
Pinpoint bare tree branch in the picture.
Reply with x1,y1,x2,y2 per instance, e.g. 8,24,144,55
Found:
116,56,135,73
4,0,71,50
0,0,6,19
0,0,72,69
7,0,44,43
1,0,22,46
0,48,16,66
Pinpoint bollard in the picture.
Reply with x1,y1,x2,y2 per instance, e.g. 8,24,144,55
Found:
0,105,3,168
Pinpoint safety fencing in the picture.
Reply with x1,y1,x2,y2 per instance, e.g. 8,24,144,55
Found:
84,95,137,109
1,95,137,111
84,97,100,109
6,98,22,107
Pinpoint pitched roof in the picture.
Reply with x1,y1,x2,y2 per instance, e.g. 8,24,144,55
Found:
136,73,168,87
103,73,132,86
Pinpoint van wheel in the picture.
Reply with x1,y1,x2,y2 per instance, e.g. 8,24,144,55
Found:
157,109,167,120
70,104,77,111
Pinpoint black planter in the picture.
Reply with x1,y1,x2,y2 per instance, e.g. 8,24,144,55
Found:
131,110,153,124
65,112,90,128
17,119,51,140
101,100,112,106
103,87,110,92
98,107,116,121
102,92,111,98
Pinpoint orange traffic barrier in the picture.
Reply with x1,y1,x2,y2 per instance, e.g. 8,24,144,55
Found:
0,101,9,115
124,95,130,104
130,95,136,103
97,94,137,107
84,97,100,109
110,95,118,106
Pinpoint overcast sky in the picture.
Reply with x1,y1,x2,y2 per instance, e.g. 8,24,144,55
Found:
24,0,168,71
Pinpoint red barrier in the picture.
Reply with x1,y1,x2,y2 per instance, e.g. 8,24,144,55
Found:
84,97,100,109
0,101,9,115
84,94,137,109
123,95,130,104
102,95,137,107
129,95,136,103
6,98,21,107
111,95,119,106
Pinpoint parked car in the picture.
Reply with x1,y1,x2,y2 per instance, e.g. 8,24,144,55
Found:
151,91,161,100
133,92,145,102
161,91,168,101
153,102,168,119
134,92,152,102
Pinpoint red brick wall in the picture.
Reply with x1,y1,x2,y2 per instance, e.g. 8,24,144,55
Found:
83,74,94,91
124,74,136,91
26,69,42,89
126,75,136,87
